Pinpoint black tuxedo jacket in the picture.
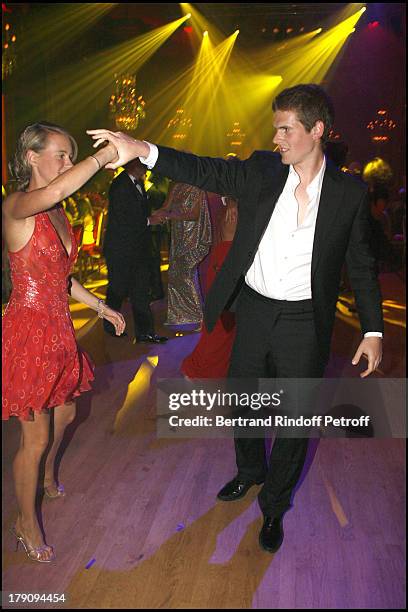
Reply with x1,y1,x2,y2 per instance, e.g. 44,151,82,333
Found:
103,171,151,263
155,146,383,361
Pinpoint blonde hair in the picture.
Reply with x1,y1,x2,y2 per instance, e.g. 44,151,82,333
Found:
9,122,78,190
362,157,393,186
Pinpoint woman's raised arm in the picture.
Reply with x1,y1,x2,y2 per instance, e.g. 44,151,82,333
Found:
6,144,117,220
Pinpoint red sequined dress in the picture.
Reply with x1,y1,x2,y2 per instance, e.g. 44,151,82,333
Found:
2,206,94,420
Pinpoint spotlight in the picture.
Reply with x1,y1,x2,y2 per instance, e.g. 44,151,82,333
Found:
235,29,239,34
186,13,191,18
360,6,367,13
203,30,208,36
316,27,323,33
273,27,279,34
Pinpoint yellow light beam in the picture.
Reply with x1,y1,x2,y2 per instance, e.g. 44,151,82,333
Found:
180,2,226,47
252,30,324,72
141,62,202,142
46,15,191,126
157,33,239,152
193,32,240,150
113,357,159,432
18,4,116,68
154,34,234,147
184,27,213,109
269,8,366,79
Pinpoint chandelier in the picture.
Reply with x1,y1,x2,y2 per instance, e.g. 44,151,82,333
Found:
367,109,397,143
166,109,192,141
109,75,146,131
226,122,246,149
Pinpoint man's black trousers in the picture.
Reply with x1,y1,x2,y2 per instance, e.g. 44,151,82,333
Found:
228,284,327,518
104,257,154,337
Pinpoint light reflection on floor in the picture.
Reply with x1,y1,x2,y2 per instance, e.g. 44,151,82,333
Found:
113,355,159,433
335,295,406,329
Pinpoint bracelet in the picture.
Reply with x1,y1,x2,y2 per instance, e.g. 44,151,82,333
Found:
90,155,101,170
97,298,106,318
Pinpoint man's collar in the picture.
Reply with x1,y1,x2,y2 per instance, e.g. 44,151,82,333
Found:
289,156,326,179
288,156,326,192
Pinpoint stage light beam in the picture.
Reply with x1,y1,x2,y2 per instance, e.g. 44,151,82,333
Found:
45,14,191,126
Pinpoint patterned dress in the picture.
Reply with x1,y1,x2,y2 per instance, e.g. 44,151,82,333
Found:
166,183,211,325
2,205,94,421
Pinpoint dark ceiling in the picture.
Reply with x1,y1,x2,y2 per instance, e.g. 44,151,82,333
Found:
8,3,406,46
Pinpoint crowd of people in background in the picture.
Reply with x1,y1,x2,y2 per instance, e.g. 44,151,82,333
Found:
2,149,406,311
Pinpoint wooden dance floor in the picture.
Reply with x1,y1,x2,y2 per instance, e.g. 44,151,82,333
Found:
2,267,406,609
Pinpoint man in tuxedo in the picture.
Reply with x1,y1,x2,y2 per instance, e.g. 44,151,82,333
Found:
88,84,383,552
103,158,167,344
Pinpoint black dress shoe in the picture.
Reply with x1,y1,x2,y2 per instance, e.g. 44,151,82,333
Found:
136,334,168,344
217,476,264,501
259,515,284,553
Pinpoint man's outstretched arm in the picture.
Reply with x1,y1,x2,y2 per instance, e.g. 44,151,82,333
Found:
87,130,248,202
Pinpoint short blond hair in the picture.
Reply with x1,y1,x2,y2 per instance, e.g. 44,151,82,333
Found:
9,122,78,190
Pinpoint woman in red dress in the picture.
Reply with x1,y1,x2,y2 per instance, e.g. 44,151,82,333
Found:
2,122,125,562
181,198,238,378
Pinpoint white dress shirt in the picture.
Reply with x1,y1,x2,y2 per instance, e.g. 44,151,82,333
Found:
140,143,159,169
246,158,325,301
138,142,382,338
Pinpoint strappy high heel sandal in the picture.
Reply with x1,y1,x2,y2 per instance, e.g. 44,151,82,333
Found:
11,527,55,563
44,482,66,499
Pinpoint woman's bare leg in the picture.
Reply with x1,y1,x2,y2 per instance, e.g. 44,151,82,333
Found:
43,402,76,494
13,411,53,560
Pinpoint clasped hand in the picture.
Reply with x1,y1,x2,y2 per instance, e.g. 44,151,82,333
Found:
86,129,149,169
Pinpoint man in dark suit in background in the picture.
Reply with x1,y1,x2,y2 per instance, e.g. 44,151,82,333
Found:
88,84,383,553
145,172,169,301
103,158,167,344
